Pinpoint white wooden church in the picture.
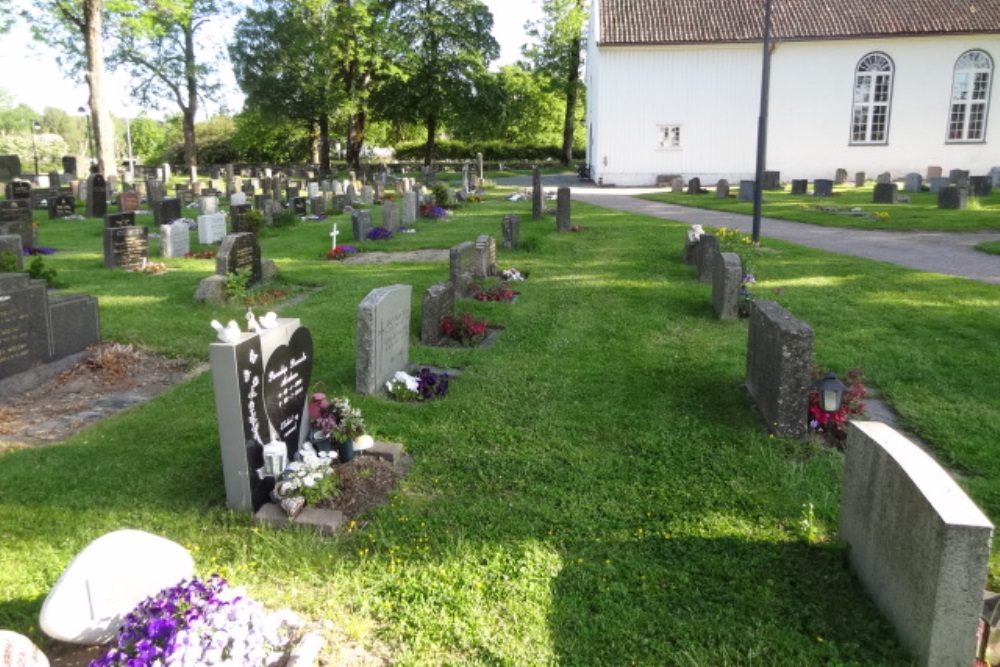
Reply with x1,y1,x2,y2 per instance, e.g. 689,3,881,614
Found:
585,0,1000,186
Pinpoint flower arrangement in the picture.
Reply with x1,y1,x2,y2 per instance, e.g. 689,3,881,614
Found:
500,268,526,282
875,211,891,220
90,575,297,667
808,367,868,447
473,281,518,302
420,204,448,219
184,250,217,260
23,246,56,255
366,226,393,241
272,451,338,512
308,393,366,442
385,368,451,401
441,312,490,346
327,245,358,260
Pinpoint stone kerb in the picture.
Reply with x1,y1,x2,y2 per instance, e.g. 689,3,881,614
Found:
712,252,742,320
840,421,993,667
744,300,813,437
694,233,719,283
421,282,454,345
356,284,412,395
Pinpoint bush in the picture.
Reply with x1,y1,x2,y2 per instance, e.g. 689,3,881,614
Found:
392,140,584,163
431,183,452,208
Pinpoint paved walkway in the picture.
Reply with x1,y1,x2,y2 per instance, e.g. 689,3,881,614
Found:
497,174,1000,285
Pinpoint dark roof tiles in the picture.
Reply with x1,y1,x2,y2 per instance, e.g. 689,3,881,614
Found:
598,0,1000,45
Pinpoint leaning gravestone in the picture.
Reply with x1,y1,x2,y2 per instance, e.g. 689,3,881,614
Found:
351,209,372,241
356,284,412,395
85,174,107,218
198,213,228,244
873,183,897,204
556,187,571,232
501,213,520,249
161,220,190,258
0,234,23,271
216,232,262,286
813,179,833,197
421,282,454,346
47,194,76,219
531,166,542,221
450,241,477,298
210,318,312,512
0,200,35,248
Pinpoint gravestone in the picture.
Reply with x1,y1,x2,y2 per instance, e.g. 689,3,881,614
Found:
876,172,892,184
230,204,253,234
85,174,107,218
103,225,148,271
854,171,866,187
712,252,742,320
216,232,262,286
402,191,417,226
383,200,400,231
903,173,923,193
310,197,325,216
687,177,702,194
209,318,312,512
834,168,847,184
762,171,781,190
47,194,76,219
0,200,35,248
450,241,477,298
0,274,52,378
117,191,140,213
374,181,385,202
555,187,571,232
990,166,1000,188
198,213,228,244
695,234,719,283
929,177,950,194
0,155,21,180
671,177,684,193
969,176,992,197
174,183,191,207
161,220,190,258
153,198,182,227
927,165,943,180
200,195,220,215
345,184,357,206
333,194,347,211
286,186,300,201
873,183,897,204
715,179,730,199
291,197,308,217
356,284,412,395
104,211,135,229
5,180,31,201
501,213,520,249
475,234,497,278
61,156,77,177
790,179,807,195
360,186,374,206
145,179,165,204
531,166,542,221
813,179,833,197
0,234,23,271
938,186,967,210
744,299,813,437
230,192,247,207
477,152,484,180
949,169,970,186
421,282,454,346
738,180,755,202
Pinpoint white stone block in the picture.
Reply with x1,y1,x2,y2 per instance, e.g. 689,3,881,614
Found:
0,630,49,667
39,529,194,644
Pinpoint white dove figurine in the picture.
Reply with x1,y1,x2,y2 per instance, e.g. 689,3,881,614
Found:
222,320,242,343
246,308,261,333
259,311,278,329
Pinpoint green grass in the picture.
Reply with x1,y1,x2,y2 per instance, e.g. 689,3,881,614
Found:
5,187,1000,664
641,183,1000,231
977,240,1000,255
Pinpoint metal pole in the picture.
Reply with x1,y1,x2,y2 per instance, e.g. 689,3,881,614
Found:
30,121,40,177
751,0,774,243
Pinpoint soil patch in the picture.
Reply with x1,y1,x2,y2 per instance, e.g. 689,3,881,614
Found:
316,454,408,522
340,248,448,264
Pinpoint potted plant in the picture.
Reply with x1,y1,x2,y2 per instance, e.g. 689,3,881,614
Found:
307,392,368,462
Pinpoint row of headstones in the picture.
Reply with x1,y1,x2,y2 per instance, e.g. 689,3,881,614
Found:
0,234,101,381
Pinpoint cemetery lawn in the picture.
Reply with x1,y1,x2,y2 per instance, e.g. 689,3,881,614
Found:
978,240,1000,255
4,192,1000,665
640,184,1000,231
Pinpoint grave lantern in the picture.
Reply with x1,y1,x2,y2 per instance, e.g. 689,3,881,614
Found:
261,439,288,478
815,371,847,413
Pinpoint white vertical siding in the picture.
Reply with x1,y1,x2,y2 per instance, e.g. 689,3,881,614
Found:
589,34,1000,186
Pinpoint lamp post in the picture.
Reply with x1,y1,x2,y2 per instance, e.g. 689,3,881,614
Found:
751,0,774,243
30,121,41,177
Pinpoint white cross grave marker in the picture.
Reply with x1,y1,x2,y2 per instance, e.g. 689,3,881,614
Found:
330,223,339,249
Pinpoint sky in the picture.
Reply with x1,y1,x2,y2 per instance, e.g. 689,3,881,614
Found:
0,0,543,120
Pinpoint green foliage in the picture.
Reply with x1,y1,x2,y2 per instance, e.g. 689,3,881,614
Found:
0,249,18,272
223,267,252,301
393,139,583,162
27,255,61,288
242,210,265,235
271,209,299,228
430,182,452,208
126,115,169,163
231,109,310,163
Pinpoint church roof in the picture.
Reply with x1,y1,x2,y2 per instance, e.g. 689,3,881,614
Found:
598,0,1000,45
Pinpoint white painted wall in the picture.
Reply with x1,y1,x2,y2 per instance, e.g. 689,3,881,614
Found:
587,33,1000,186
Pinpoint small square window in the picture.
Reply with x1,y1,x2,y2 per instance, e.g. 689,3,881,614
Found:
657,124,681,150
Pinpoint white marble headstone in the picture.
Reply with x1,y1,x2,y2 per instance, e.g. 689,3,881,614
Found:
39,530,194,644
230,192,247,206
198,213,228,244
161,219,190,258
0,630,49,667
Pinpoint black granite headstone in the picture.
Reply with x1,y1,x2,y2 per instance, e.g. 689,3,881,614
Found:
61,156,78,176
153,197,182,227
292,197,308,216
5,180,31,201
0,274,52,378
231,204,253,233
104,211,136,229
873,183,897,204
763,171,781,190
790,179,808,195
103,225,149,269
85,174,107,218
216,232,262,286
938,186,967,210
813,179,833,197
47,194,76,219
262,326,313,452
970,176,992,197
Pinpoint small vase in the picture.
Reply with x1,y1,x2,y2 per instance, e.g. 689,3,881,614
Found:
337,438,356,463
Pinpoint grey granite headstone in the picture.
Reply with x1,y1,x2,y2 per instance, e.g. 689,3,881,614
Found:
49,293,100,359
421,281,454,346
671,177,684,193
738,180,755,202
230,192,247,207
360,186,374,206
556,187,571,232
790,179,807,195
0,201,34,248
687,177,702,194
48,194,76,219
989,166,1000,188
876,172,891,184
356,284,412,395
310,197,325,216
345,184,357,206
745,299,814,437
695,233,719,283
501,213,520,249
762,171,781,190
402,192,417,226
873,183,897,204
531,166,542,221
712,252,742,320
198,213,228,244
854,171,866,187
715,179,730,198
813,179,833,197
85,174,107,218
216,233,262,285
161,220,190,258
0,234,23,271
903,173,922,193
834,168,847,184
949,169,970,186
969,176,992,197
929,177,951,194
351,210,372,241
474,235,497,278
0,274,52,378
103,226,149,270
450,241,477,298
938,186,967,210
383,200,400,231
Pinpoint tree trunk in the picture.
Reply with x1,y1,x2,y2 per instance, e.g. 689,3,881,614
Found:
561,31,582,166
83,0,115,177
182,23,198,168
346,110,366,171
423,113,437,166
319,115,330,173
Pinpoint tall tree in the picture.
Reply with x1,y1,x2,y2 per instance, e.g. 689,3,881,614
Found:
377,0,498,165
24,0,117,176
110,0,226,168
523,0,587,165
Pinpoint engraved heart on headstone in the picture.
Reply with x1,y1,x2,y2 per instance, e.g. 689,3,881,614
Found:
262,326,313,454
